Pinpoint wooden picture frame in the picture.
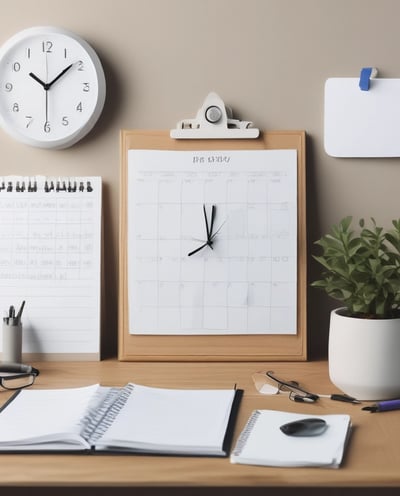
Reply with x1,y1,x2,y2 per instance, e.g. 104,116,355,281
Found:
119,130,306,361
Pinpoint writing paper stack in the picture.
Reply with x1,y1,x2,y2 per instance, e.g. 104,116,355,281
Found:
231,410,351,468
0,383,240,455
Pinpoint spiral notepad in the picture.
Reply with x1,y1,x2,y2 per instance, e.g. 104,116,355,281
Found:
231,409,351,468
0,176,102,360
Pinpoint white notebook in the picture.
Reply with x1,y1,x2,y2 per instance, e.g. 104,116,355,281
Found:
0,383,240,456
0,176,102,360
231,410,351,468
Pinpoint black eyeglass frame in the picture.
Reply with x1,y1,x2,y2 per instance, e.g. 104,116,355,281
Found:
0,366,40,390
265,370,320,403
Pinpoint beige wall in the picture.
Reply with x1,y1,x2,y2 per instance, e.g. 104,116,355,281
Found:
1,0,399,358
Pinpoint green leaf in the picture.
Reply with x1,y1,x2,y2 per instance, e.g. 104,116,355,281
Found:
311,217,400,318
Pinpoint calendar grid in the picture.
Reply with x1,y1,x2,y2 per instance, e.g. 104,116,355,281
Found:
128,149,297,336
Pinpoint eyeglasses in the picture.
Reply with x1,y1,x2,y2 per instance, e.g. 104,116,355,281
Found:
252,370,360,404
0,366,39,390
252,370,319,403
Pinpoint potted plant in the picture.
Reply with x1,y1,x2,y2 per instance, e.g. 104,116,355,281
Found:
312,216,400,400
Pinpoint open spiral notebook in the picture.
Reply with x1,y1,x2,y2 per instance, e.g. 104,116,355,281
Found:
0,382,241,455
0,176,102,360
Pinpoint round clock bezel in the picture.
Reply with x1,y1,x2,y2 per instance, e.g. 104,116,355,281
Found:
0,26,106,149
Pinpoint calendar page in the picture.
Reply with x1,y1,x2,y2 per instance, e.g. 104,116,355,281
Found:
0,176,101,359
127,149,297,335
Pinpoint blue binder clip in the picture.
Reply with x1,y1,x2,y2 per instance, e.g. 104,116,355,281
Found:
359,67,378,91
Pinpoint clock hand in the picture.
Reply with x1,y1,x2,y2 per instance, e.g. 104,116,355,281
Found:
28,63,73,91
203,204,211,241
47,63,73,89
209,205,216,239
209,219,226,242
188,204,219,257
188,241,209,257
29,71,50,129
45,90,49,128
30,64,73,131
29,72,47,89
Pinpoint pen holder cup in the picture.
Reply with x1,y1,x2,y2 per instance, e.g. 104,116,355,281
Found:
2,322,22,363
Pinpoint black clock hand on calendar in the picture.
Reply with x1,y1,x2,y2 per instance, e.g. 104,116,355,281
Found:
188,204,221,257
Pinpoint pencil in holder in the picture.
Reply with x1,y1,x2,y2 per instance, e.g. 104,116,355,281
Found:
2,301,25,363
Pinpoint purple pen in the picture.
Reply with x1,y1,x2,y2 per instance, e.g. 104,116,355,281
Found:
362,399,400,413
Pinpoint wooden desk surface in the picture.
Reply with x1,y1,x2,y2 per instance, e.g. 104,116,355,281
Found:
0,359,399,494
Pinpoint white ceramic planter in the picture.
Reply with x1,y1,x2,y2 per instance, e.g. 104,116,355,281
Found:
329,307,400,400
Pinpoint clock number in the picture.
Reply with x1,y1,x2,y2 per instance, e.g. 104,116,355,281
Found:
44,121,50,133
76,102,83,112
12,62,21,72
77,61,84,71
12,103,19,112
62,116,69,126
4,83,13,92
83,83,90,92
64,48,67,59
27,48,31,59
25,116,33,128
42,41,53,53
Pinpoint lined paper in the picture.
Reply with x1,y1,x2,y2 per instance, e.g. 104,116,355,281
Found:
0,176,102,359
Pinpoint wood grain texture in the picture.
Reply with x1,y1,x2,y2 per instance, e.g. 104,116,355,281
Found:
0,359,399,491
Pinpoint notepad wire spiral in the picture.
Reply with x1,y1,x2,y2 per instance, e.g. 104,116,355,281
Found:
81,384,135,444
0,177,94,193
231,410,260,456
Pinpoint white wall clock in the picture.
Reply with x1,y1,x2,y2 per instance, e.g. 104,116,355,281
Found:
0,26,106,149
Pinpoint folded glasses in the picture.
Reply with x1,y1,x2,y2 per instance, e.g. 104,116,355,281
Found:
252,370,360,404
0,364,39,390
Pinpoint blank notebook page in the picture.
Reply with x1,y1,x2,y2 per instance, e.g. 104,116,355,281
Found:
0,385,100,446
96,384,236,453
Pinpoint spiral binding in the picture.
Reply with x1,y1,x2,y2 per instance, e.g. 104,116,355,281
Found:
231,409,261,457
0,178,94,193
81,384,135,445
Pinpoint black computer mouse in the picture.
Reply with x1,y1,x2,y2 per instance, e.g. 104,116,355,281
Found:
279,418,328,437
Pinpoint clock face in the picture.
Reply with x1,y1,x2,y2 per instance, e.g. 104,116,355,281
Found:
0,26,106,149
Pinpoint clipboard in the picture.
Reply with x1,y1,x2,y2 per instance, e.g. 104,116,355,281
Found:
118,93,307,361
119,97,307,361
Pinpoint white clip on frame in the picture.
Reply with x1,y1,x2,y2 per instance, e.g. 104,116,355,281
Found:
170,92,259,139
